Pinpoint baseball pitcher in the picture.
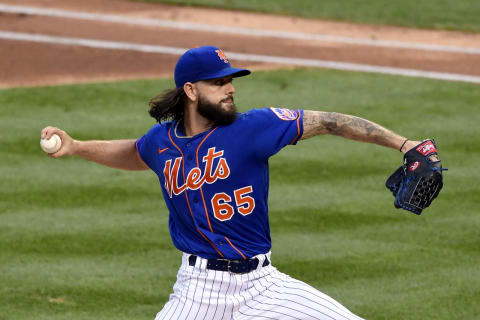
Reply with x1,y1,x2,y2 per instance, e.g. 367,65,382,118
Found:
41,46,444,319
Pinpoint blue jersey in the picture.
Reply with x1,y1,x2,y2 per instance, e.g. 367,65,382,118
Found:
136,108,303,259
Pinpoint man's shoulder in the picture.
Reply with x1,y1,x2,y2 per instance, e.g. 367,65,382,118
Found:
237,107,269,121
140,121,175,143
232,108,263,128
237,107,300,122
145,121,173,134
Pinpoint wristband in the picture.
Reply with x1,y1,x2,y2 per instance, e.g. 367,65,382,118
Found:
399,139,409,152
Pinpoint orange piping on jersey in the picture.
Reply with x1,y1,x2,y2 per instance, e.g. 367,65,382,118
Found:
194,128,248,260
225,237,247,260
168,128,224,258
290,109,302,144
195,128,218,233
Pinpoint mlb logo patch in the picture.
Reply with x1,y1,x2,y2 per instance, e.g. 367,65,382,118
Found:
270,107,298,121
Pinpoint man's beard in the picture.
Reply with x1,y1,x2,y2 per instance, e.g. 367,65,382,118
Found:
197,94,238,126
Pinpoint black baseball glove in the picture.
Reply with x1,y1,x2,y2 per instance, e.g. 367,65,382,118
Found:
386,139,446,215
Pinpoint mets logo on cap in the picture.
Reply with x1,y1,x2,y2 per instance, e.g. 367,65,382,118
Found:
270,107,299,121
215,49,229,63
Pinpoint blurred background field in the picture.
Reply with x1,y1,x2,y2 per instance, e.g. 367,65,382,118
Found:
133,0,480,32
1,68,479,319
1,0,480,319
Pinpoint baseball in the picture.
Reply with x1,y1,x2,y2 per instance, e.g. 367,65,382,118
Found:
40,134,62,154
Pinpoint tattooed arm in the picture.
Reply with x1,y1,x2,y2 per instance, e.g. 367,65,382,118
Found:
301,110,419,153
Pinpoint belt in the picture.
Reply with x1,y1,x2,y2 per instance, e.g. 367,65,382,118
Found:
188,255,270,274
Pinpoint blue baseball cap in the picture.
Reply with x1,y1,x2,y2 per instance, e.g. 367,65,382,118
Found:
174,46,251,88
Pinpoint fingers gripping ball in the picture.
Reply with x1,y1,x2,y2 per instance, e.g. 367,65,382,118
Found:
385,139,447,215
40,134,62,154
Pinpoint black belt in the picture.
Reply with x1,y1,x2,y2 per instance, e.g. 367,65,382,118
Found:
188,255,270,274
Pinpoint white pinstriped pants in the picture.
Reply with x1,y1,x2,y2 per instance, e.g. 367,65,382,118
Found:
154,252,364,320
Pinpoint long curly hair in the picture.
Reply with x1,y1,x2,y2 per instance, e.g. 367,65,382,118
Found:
148,87,186,123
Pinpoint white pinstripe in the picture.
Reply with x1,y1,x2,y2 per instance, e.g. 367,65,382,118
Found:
154,253,364,320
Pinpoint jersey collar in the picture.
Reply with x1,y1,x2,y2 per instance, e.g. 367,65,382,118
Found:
174,120,217,139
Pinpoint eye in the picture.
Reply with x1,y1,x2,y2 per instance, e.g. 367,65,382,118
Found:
213,78,233,86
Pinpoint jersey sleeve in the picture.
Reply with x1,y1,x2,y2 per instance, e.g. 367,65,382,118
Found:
135,124,162,170
246,107,303,160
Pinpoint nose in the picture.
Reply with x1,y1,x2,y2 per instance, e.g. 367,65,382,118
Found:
226,82,235,95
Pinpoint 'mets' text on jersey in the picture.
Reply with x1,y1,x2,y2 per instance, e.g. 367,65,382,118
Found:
136,108,303,259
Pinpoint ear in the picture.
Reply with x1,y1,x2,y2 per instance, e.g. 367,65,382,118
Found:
183,82,198,102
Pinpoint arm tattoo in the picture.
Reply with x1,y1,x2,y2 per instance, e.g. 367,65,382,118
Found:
301,110,405,149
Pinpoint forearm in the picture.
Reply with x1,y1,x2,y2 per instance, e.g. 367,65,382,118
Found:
302,110,416,152
72,139,147,170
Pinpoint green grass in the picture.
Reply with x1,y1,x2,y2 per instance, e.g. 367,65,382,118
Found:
1,69,479,319
131,0,480,32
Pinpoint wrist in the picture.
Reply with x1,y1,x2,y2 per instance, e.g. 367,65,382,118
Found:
399,139,409,152
401,140,420,154
71,139,81,156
